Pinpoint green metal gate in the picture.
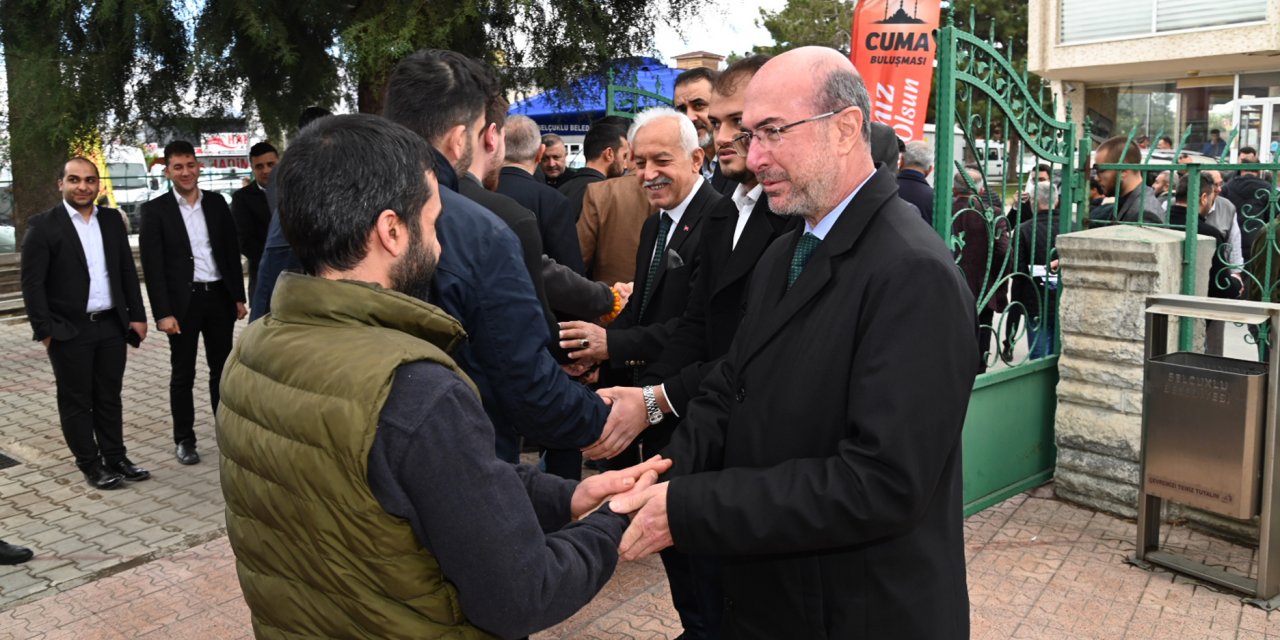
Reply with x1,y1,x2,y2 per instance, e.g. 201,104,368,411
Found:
932,11,1083,515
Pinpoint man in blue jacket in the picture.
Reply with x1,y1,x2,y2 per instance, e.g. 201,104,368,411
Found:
382,49,614,463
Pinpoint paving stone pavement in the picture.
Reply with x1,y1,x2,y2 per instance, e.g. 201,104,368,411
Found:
3,298,1280,637
0,297,243,611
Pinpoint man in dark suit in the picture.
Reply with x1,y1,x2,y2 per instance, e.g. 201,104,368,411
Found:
230,142,277,304
598,55,799,443
140,141,247,466
557,116,632,220
558,108,722,465
498,116,586,274
557,107,723,640
609,47,976,639
897,139,935,225
21,157,151,488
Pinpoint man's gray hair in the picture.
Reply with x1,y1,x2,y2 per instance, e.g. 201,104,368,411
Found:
505,115,543,164
628,107,700,156
903,140,934,170
955,167,985,195
815,67,872,143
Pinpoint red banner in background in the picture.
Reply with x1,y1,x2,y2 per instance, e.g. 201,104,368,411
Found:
850,0,941,143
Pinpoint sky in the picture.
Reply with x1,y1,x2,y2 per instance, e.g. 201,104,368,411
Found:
650,0,790,65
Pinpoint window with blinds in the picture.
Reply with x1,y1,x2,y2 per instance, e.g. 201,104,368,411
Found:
1060,0,1268,43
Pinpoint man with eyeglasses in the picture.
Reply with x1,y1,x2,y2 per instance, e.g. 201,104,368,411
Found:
608,47,976,638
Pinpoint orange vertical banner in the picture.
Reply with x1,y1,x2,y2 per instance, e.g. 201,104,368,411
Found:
850,0,941,143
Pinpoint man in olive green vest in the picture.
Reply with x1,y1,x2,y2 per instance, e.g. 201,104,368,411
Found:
217,114,669,640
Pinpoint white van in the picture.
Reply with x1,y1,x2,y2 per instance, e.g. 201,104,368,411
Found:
103,146,155,232
968,138,1005,181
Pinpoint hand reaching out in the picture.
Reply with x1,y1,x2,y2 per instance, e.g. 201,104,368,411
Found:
609,480,673,560
569,455,672,519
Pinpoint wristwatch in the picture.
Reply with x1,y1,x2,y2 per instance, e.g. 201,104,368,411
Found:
641,385,664,425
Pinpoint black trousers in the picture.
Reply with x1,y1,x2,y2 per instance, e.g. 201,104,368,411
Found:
46,313,128,468
977,306,996,373
167,285,236,446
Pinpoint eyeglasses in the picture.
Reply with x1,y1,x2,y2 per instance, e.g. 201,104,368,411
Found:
731,106,851,154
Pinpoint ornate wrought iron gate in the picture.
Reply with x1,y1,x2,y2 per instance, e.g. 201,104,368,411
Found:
932,11,1083,515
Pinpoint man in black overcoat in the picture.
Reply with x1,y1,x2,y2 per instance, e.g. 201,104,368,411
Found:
610,47,977,639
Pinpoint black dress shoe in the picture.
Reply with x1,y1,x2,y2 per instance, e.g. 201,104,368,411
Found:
81,463,124,490
175,442,200,465
107,458,151,481
0,540,33,565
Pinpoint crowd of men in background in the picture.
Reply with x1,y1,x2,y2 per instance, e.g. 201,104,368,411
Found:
15,36,1280,639
12,45,979,638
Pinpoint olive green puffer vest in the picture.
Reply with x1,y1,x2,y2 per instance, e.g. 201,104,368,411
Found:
217,273,494,640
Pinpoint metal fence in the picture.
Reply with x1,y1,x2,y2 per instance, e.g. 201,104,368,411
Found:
1088,133,1280,358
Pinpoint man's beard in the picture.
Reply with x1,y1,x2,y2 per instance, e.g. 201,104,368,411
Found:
698,130,713,149
482,159,501,191
389,222,439,301
755,166,828,217
607,155,625,178
456,135,476,179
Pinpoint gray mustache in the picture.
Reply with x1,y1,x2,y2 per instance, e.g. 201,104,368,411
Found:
643,176,673,189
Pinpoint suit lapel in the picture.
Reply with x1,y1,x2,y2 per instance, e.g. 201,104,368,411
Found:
713,196,796,299
166,191,194,255
649,181,714,296
737,167,899,367
54,206,89,269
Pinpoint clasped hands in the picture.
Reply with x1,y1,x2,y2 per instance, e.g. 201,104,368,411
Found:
567,454,676,561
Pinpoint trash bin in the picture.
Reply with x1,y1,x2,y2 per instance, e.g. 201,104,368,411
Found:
1132,294,1280,608
1144,352,1267,519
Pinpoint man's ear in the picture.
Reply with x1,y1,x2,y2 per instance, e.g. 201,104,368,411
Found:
442,123,468,164
837,106,864,147
373,209,406,258
482,123,500,154
535,144,546,165
691,146,705,173
601,146,615,165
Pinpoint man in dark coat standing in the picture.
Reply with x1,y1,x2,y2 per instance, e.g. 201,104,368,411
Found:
21,158,151,488
230,141,277,306
140,141,247,466
500,116,587,274
610,47,976,639
897,139,935,225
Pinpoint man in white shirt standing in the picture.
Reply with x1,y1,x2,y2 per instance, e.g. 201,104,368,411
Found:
21,157,151,489
140,141,246,466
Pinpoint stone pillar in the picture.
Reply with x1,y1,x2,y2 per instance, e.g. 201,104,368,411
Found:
1053,225,1213,518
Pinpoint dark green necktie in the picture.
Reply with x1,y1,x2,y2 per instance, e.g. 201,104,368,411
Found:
787,232,821,289
641,212,673,314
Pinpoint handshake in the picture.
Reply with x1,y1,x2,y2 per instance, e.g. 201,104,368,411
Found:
569,455,677,561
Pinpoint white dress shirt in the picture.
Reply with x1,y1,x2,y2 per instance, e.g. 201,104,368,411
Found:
730,183,763,250
651,176,705,262
175,190,222,283
64,202,113,313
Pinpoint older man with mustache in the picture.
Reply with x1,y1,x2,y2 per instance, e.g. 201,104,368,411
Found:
558,106,726,638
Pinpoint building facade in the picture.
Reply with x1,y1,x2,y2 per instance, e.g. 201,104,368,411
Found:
1028,0,1280,160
